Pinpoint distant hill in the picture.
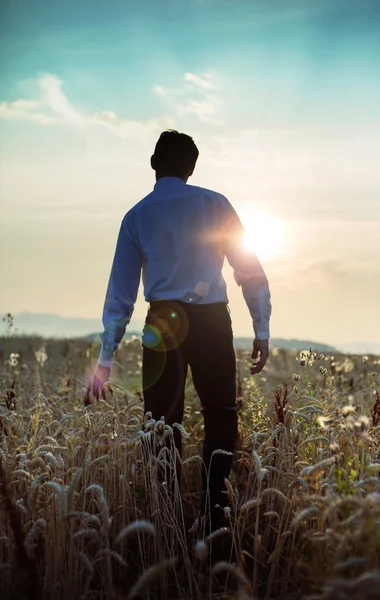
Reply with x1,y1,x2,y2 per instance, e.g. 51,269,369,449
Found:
0,312,104,339
0,312,144,339
234,338,337,353
1,312,378,355
80,334,337,353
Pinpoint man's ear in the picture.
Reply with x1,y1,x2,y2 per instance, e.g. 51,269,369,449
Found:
187,162,196,178
150,155,156,171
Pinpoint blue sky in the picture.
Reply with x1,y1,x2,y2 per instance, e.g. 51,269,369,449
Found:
1,0,379,347
1,0,379,123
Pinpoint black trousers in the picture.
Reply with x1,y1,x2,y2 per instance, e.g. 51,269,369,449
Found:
142,299,238,518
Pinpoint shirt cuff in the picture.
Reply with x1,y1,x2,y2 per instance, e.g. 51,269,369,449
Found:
253,320,270,340
98,348,115,368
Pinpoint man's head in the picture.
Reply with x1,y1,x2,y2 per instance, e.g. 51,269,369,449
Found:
151,129,199,182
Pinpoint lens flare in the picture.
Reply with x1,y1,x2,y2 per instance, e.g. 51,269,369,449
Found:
195,281,210,297
142,325,162,349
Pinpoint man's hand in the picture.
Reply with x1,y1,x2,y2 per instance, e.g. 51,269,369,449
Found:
250,339,269,374
92,364,111,400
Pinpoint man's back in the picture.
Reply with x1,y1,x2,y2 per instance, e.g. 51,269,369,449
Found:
127,176,229,304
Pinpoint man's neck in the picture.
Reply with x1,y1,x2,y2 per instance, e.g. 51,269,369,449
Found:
156,174,187,183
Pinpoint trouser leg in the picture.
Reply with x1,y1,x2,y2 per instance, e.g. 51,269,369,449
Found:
142,303,188,496
187,304,238,526
143,344,187,455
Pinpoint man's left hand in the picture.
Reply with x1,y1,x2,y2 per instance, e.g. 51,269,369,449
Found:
92,364,111,400
250,339,269,374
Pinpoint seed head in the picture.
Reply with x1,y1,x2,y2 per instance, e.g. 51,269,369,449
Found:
194,540,208,561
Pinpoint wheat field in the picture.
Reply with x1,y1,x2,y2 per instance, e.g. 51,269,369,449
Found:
0,333,379,600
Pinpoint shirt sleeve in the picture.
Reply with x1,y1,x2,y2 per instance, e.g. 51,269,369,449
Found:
99,213,142,367
220,196,272,340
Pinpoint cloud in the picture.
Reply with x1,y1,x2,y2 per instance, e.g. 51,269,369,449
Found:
152,85,166,97
153,71,225,125
38,74,83,125
0,73,173,138
177,99,222,123
184,72,218,91
0,99,56,124
0,71,224,134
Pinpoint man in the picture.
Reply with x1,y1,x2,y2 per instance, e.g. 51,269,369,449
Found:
93,130,271,531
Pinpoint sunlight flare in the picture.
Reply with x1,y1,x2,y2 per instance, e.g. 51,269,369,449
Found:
240,210,286,260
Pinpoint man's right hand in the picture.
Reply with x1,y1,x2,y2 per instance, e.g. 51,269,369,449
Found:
250,339,269,374
92,364,111,400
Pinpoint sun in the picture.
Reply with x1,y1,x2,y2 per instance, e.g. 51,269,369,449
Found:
239,210,286,261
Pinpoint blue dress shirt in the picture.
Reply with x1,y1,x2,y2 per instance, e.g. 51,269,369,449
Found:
99,177,271,366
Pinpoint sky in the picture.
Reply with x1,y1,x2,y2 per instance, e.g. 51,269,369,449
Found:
0,0,379,348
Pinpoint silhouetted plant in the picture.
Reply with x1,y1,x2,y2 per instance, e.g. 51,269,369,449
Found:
371,390,380,426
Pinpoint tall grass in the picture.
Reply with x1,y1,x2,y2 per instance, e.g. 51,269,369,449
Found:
0,336,379,599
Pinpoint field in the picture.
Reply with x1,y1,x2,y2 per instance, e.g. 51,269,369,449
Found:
0,333,380,600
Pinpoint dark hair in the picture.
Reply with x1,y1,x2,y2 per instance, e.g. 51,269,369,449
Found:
152,130,199,178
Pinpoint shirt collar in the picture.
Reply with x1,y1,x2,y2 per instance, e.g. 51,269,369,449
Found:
154,176,186,190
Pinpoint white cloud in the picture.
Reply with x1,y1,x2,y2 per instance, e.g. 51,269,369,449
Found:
0,100,56,124
38,74,83,125
152,85,166,97
0,73,173,138
153,71,224,125
184,72,218,90
177,99,224,125
0,71,225,134
12,100,41,110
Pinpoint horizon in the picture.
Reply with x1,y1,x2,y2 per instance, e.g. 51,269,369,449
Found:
1,0,379,348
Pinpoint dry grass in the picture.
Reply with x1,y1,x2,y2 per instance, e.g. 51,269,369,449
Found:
0,335,379,599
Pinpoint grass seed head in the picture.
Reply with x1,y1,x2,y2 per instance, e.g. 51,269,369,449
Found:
116,520,155,543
